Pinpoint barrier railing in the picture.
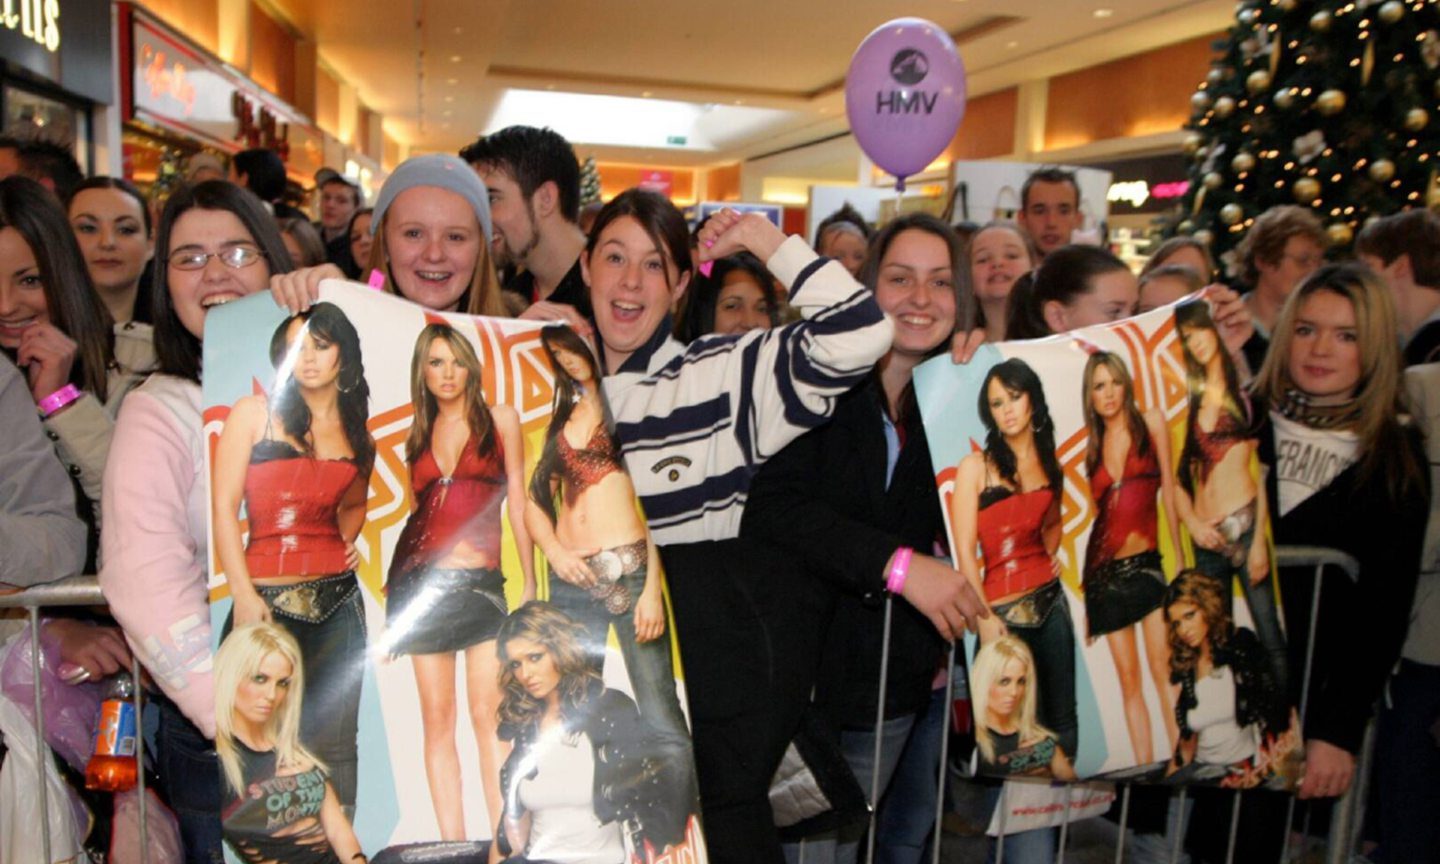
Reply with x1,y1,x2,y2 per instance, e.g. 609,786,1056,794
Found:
861,545,1365,864
0,574,149,864
0,545,1369,863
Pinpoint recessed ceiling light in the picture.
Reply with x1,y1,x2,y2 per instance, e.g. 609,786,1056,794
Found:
1005,40,1019,48
449,55,462,63
1093,8,1114,17
642,91,653,98
733,99,745,105
446,78,458,85
545,84,556,91
453,26,462,34
444,95,454,102
443,110,453,117
442,122,452,129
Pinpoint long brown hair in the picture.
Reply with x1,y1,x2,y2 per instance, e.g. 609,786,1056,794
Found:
496,602,601,731
0,175,114,399
1253,263,1422,502
1175,300,1246,497
528,325,606,525
404,322,495,465
1081,352,1150,479
368,211,506,317
1164,569,1231,683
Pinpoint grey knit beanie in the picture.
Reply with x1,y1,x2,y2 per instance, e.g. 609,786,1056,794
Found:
370,153,491,241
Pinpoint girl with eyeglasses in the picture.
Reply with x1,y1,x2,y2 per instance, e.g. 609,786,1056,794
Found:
100,180,294,864
0,175,153,564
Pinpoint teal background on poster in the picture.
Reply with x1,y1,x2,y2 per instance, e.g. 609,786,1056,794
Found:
913,343,1110,778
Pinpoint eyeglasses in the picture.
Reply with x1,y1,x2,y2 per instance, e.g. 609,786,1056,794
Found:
168,246,266,271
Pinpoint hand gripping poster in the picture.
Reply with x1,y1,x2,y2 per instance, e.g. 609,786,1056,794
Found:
202,281,705,864
914,298,1302,790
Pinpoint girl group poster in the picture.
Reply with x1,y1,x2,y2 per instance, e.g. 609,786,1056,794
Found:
914,297,1303,790
201,281,705,863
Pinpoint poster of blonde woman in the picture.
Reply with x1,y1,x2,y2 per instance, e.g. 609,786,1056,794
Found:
914,298,1301,789
204,281,705,863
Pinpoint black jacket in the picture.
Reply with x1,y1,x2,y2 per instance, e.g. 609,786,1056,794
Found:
1256,413,1428,753
1173,627,1288,744
498,683,689,853
742,379,946,727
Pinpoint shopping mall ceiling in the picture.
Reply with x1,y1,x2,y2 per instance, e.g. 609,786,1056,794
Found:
269,0,1234,166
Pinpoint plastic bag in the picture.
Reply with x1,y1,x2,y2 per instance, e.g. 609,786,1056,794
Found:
109,787,182,864
0,623,104,772
0,688,89,863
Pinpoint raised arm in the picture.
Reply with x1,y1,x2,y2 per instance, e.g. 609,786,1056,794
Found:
212,395,271,626
495,406,537,604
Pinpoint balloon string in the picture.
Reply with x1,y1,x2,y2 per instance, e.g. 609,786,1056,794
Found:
896,176,908,194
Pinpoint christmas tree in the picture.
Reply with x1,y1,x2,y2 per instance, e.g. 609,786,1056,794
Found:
579,155,601,207
1176,0,1440,276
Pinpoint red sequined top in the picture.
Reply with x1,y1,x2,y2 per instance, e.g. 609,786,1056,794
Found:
556,424,623,508
391,432,506,575
1084,443,1161,571
244,439,359,578
1193,408,1247,482
975,485,1056,602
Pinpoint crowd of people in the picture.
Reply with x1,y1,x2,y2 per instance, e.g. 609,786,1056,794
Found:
0,122,1436,864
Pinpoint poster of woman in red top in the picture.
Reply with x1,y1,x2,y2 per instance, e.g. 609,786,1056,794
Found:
203,283,705,863
915,298,1301,791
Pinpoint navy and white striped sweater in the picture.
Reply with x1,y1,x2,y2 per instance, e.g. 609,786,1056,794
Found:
603,236,893,546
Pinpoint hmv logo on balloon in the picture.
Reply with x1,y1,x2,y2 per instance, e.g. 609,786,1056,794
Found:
878,49,939,114
846,17,968,190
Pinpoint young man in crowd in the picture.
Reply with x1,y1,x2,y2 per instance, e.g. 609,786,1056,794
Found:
230,148,303,218
461,125,591,319
315,168,362,277
1233,204,1326,371
1016,166,1085,259
16,139,84,200
1357,209,1440,364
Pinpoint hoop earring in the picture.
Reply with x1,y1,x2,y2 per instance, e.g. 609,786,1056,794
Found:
1032,417,1043,433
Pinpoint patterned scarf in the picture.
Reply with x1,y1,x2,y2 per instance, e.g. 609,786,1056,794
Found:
1273,386,1360,430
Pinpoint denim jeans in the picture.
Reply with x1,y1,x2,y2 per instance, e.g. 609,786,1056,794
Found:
998,589,1078,757
1373,659,1440,864
549,566,697,807
982,785,1057,864
223,574,367,810
1193,536,1289,694
153,696,223,864
874,685,947,864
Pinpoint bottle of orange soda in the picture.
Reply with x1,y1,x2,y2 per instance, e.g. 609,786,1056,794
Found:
85,672,138,792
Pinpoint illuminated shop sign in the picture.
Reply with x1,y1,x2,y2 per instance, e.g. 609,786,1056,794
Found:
1,0,60,53
1106,179,1190,209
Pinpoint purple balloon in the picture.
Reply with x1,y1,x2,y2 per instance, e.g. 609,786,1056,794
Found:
846,18,968,191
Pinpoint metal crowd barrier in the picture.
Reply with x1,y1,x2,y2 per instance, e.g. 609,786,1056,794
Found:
855,545,1367,864
0,546,1369,864
0,574,149,864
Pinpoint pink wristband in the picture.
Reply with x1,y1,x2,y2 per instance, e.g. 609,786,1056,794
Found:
38,383,82,418
886,546,914,594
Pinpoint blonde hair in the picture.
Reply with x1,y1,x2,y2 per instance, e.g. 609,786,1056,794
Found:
972,636,1054,764
214,623,323,795
1253,262,1421,501
367,210,506,317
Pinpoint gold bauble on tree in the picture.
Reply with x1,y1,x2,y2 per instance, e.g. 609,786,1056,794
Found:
1207,67,1226,86
1278,0,1296,10
1273,88,1296,110
1183,132,1205,155
1293,176,1322,203
1193,229,1216,247
1214,96,1238,118
1326,222,1354,247
1204,171,1225,190
1177,220,1196,234
1316,89,1347,116
1310,10,1333,32
1232,151,1257,173
1378,0,1405,24
1368,159,1397,183
1192,90,1214,112
1238,7,1261,26
1246,70,1272,95
1220,203,1245,225
1405,107,1430,131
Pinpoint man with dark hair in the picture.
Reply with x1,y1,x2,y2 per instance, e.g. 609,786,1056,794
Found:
17,139,84,200
461,125,590,317
1234,204,1326,371
1017,166,1084,258
314,168,362,277
230,148,288,212
1357,209,1440,365
0,136,21,180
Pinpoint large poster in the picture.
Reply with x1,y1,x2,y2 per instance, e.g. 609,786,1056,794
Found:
915,298,1302,789
202,281,705,862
